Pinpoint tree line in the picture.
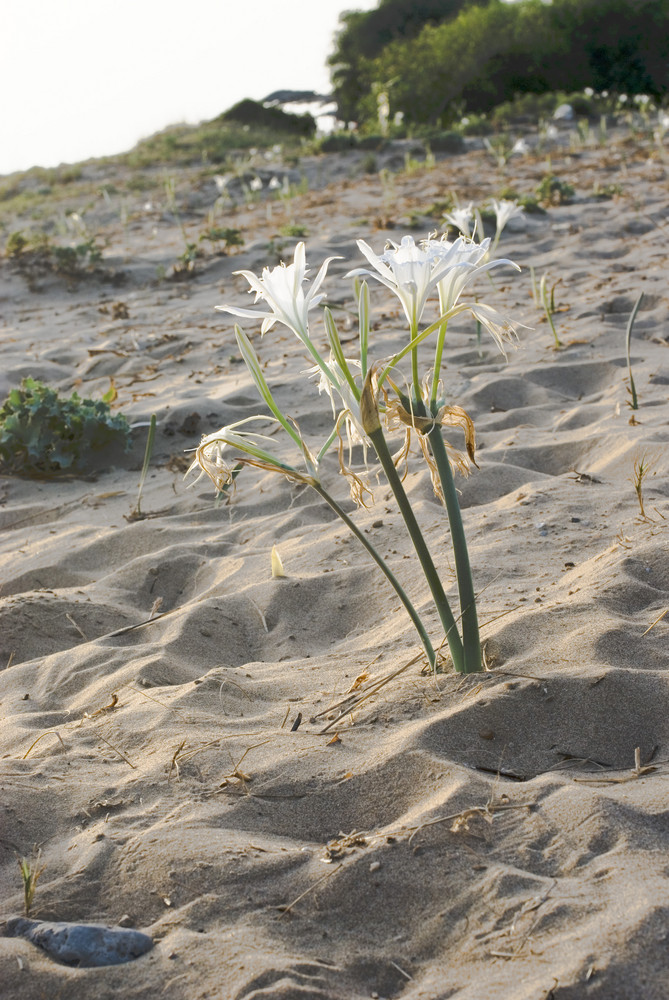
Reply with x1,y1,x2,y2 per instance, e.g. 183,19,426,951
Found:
328,0,669,127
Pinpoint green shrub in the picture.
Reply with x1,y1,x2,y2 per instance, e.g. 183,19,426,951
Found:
219,99,316,137
330,0,669,128
318,133,359,153
410,128,464,152
0,378,131,475
536,174,575,205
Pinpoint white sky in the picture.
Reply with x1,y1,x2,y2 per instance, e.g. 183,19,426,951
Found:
1,0,378,176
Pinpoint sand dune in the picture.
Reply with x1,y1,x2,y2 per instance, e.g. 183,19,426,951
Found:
1,125,668,998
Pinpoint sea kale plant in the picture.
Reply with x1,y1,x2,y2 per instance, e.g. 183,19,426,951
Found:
189,237,520,673
0,378,131,475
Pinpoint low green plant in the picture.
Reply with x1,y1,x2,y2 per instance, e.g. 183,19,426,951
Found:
171,242,201,279
538,273,563,349
625,292,644,418
592,182,622,200
361,153,378,174
5,231,28,258
129,414,157,519
17,852,45,917
199,226,244,253
4,230,106,286
189,237,521,674
279,223,308,238
632,454,652,519
0,378,131,475
536,175,575,206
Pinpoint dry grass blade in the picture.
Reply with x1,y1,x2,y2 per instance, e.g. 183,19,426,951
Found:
22,731,67,759
642,608,668,636
96,733,136,769
574,746,660,784
175,731,265,764
277,864,342,917
316,651,423,734
407,800,530,845
65,613,88,641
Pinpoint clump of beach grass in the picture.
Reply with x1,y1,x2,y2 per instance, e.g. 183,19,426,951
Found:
17,851,45,917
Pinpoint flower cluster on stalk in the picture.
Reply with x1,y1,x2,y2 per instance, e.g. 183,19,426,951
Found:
193,234,520,502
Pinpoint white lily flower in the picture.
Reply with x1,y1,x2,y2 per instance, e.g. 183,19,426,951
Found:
346,235,463,332
468,301,519,357
217,242,338,343
511,138,530,155
490,198,524,252
249,176,263,192
188,416,318,493
421,234,520,313
443,203,474,237
214,174,232,194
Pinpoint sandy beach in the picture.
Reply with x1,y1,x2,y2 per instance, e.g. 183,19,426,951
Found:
1,124,668,998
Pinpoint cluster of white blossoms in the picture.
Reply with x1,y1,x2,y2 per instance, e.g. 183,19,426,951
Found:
189,229,521,493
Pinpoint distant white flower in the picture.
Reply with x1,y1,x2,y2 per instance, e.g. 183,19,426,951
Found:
584,87,594,98
511,138,529,155
443,203,474,237
214,174,231,194
217,242,337,343
268,176,281,190
619,94,628,104
490,199,524,250
249,176,263,192
544,124,559,140
553,103,574,121
377,91,390,134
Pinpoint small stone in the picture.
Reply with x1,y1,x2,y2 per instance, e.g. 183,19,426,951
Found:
3,919,154,967
369,861,381,872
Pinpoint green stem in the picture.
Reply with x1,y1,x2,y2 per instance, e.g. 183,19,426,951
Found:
312,483,437,671
427,426,482,673
431,321,448,405
410,320,420,400
368,426,464,671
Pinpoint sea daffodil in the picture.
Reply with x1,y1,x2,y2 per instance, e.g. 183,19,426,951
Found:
217,242,337,345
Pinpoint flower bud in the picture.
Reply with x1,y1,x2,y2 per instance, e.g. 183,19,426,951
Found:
360,368,381,435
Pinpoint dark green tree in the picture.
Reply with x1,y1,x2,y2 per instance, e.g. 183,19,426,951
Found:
329,0,477,123
334,0,669,127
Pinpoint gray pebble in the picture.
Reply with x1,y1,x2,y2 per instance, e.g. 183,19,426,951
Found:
3,918,154,967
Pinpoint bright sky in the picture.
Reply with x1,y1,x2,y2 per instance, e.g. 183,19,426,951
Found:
1,0,378,176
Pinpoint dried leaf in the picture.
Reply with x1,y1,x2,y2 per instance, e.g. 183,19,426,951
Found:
271,544,286,578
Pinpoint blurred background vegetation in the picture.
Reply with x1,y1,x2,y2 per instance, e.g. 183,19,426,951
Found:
329,0,669,128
